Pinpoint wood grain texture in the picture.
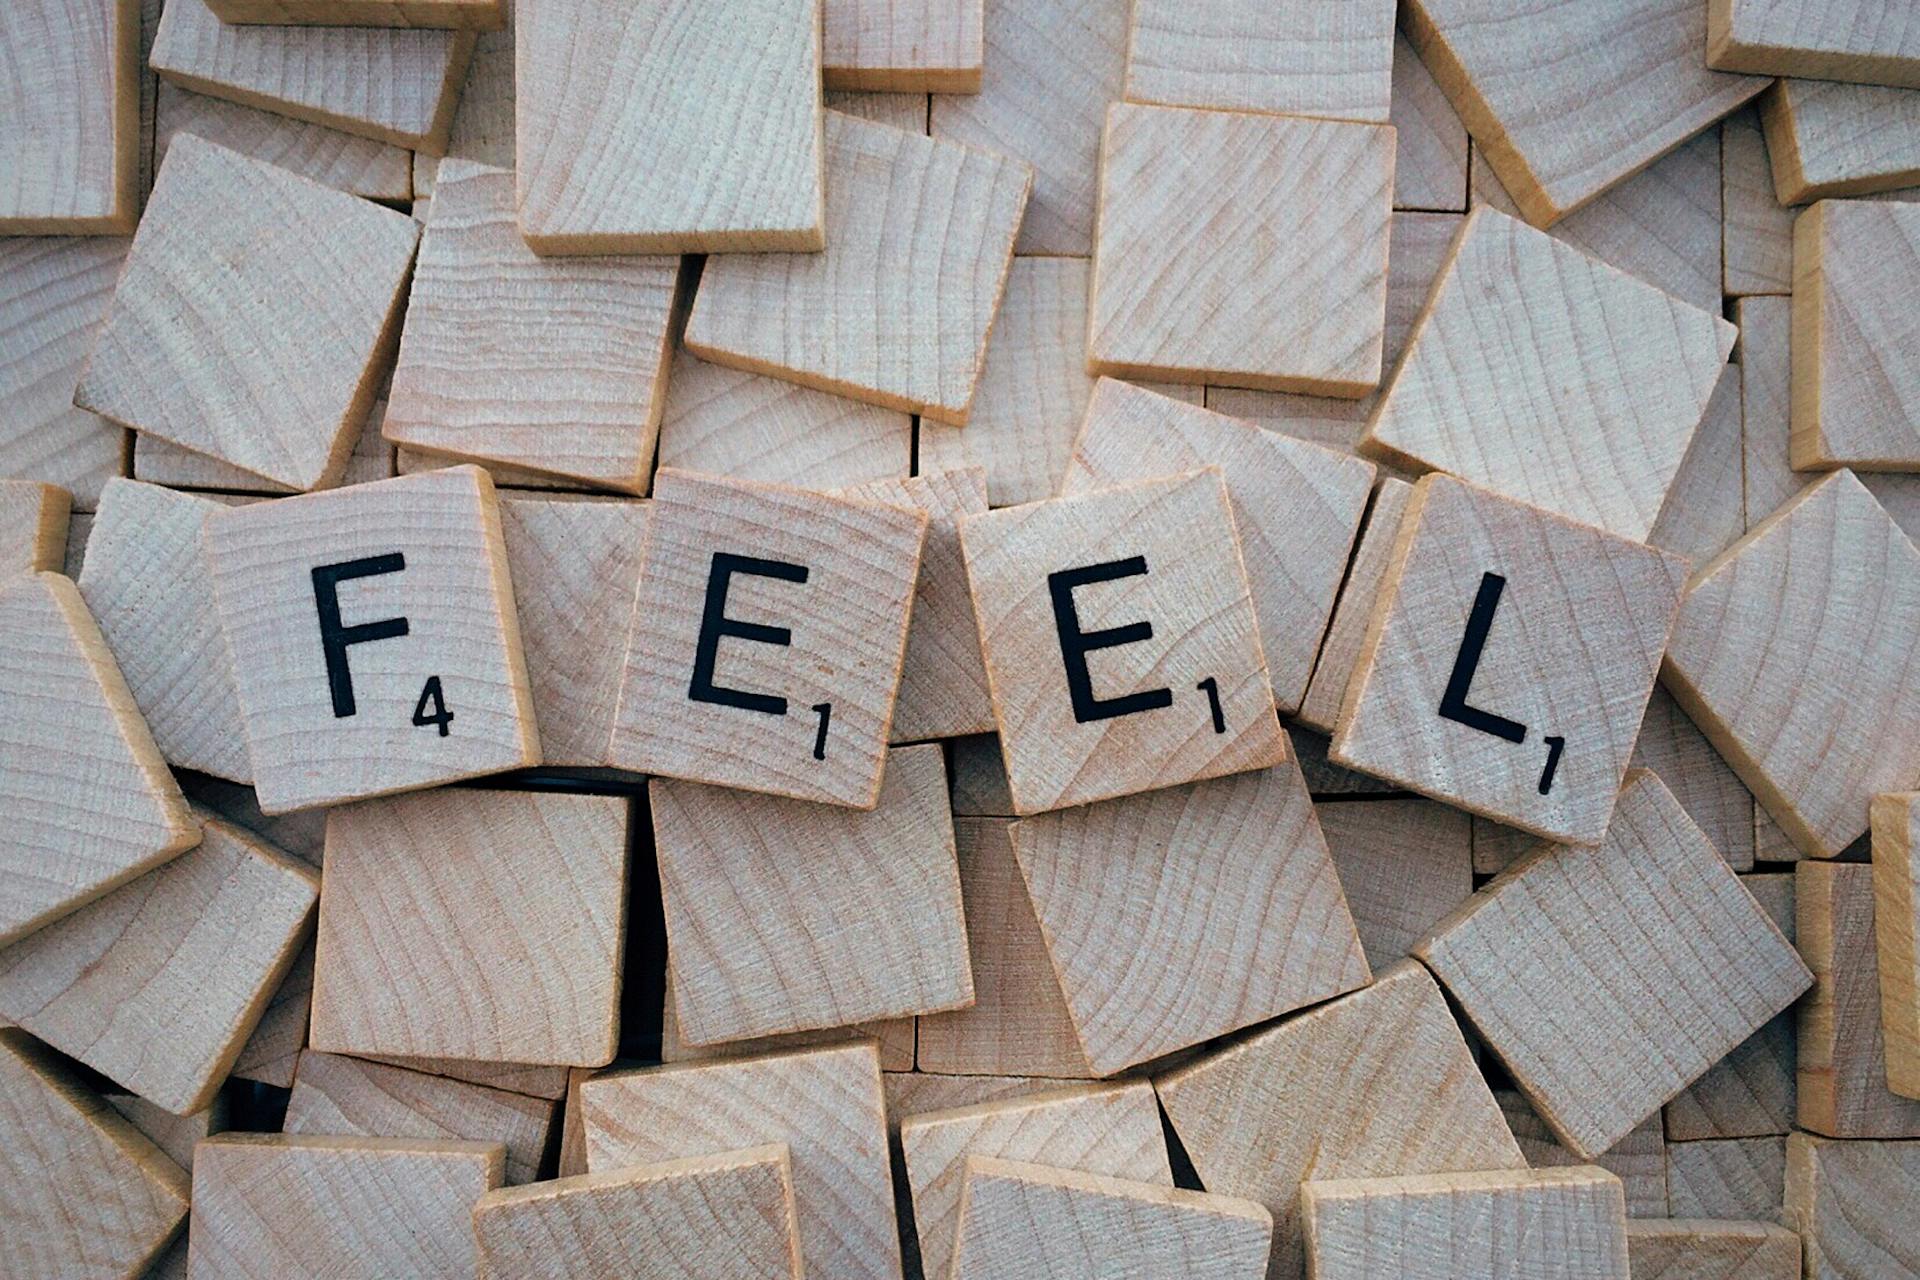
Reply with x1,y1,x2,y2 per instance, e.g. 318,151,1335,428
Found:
156,83,411,201
1090,102,1392,395
412,12,513,203
133,393,396,495
581,1043,901,1280
229,939,312,1088
1630,683,1758,873
687,111,1027,425
1318,797,1473,971
1123,0,1393,122
0,483,71,579
356,1055,573,1101
948,734,1015,816
1874,794,1920,1097
1763,80,1920,202
556,1066,593,1177
1011,763,1369,1075
1156,962,1526,1280
1329,474,1688,845
1624,1220,1801,1280
1667,1136,1786,1219
1650,365,1747,573
149,0,474,151
1709,0,1920,88
882,1073,1053,1130
1391,32,1469,212
660,970,915,1073
1301,1165,1628,1280
0,1029,189,1280
1725,108,1797,296
311,788,627,1065
0,0,140,234
179,774,325,868
204,0,504,28
473,1144,802,1280
1404,0,1765,227
825,0,981,91
952,1156,1272,1280
826,88,928,131
0,572,199,947
105,1090,225,1172
1495,1090,1668,1220
1785,1131,1920,1278
608,468,926,808
1362,208,1735,541
188,1133,503,1280
1296,480,1415,733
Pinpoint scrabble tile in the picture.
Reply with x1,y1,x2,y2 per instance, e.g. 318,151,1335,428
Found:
0,1029,189,1280
1318,797,1474,971
1631,684,1758,872
105,1090,225,1171
189,1134,503,1279
179,774,325,867
1329,474,1688,845
517,0,822,254
411,14,514,202
1300,1166,1628,1280
150,0,474,151
0,572,199,947
1724,108,1798,296
473,1145,802,1280
355,1055,574,1101
205,466,540,812
311,788,627,1065
1415,772,1810,1159
155,82,411,202
1667,1136,1786,1219
581,1044,900,1280
660,968,915,1073
959,469,1286,814
1470,815,1545,876
825,89,928,131
607,468,927,808
285,1051,558,1186
1763,79,1920,202
1296,478,1415,733
75,138,420,492
825,0,981,91
1404,0,1765,227
0,483,71,578
555,1066,595,1177
951,1157,1271,1280
135,396,397,495
687,112,1028,425
1156,963,1526,1280
1650,365,1747,571
1495,1090,1668,1219
1011,763,1370,1075
899,1083,1172,1280
1361,208,1736,541
0,0,140,234
882,1073,1054,1129
1874,794,1920,1098
205,0,504,27
1663,471,1920,858
1785,1132,1920,1278
1089,103,1392,395
1391,32,1469,212
386,162,677,492
1123,0,1393,122
1709,0,1920,88
230,940,314,1088
1624,1220,1801,1280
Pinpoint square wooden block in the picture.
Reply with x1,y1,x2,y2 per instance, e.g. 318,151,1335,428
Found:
1874,793,1920,1099
1762,80,1920,203
653,744,972,1046
607,468,926,809
686,111,1029,426
205,466,540,813
75,137,419,492
155,81,413,203
205,0,504,28
1330,473,1688,846
1090,102,1392,395
959,469,1286,814
1124,0,1394,122
311,788,627,1066
1710,0,1920,88
1624,1220,1800,1280
0,482,72,578
1786,1132,1920,1278
1496,1090,1668,1220
1391,32,1470,212
825,0,981,91
0,0,140,234
1318,797,1474,971
1010,762,1369,1075
1666,1136,1787,1219
1416,772,1811,1159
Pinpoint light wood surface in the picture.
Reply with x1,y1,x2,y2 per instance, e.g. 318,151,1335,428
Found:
133,393,395,495
1631,684,1758,872
1123,0,1393,122
156,82,411,201
1296,479,1414,732
0,0,139,234
1318,797,1473,971
356,1055,572,1101
1709,0,1920,88
1763,80,1920,202
825,0,981,91
0,483,71,579
1724,108,1797,296
882,1073,1053,1130
1785,1131,1920,1278
1650,365,1747,575
824,88,927,131
311,788,626,1065
1666,1136,1786,1219
230,940,312,1088
105,1090,224,1171
204,0,504,28
185,773,320,872
412,10,513,203
1624,1220,1801,1280
661,967,916,1073
1495,1090,1668,1220
1873,793,1920,1097
1391,32,1469,212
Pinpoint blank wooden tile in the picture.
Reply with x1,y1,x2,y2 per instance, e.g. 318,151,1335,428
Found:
1391,32,1469,212
150,0,473,151
1012,763,1369,1075
1786,1131,1920,1278
312,788,626,1065
356,1055,574,1101
0,0,140,234
230,940,313,1088
1496,1090,1668,1219
133,389,396,495
1124,0,1393,122
411,15,513,203
1724,108,1798,296
473,1144,802,1280
1650,365,1747,571
952,1156,1271,1280
1090,103,1391,395
825,0,981,91
1405,0,1765,227
1318,798,1473,971
948,734,1015,817
1667,1136,1786,1219
0,483,71,578
1875,794,1920,1098
179,775,324,868
105,1090,225,1172
1330,474,1688,844
1763,79,1920,203
1362,208,1735,540
1157,963,1526,1280
1631,684,1758,873
1709,0,1920,88
882,1073,1053,1130
189,1134,502,1280
607,468,926,808
1301,1165,1628,1280
960,469,1286,814
205,0,504,27
0,572,199,947
1624,1220,1800,1280
205,467,539,812
660,970,915,1073
0,1029,189,1280
1470,816,1546,876
156,83,411,202
581,1044,900,1280
826,88,928,131
687,112,1028,425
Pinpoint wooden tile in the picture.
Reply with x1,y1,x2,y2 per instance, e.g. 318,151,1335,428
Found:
952,1157,1271,1280
917,817,1092,1078
1318,797,1473,970
581,1043,900,1280
1785,1131,1920,1278
155,82,410,202
1391,32,1469,212
0,1029,189,1280
204,0,504,28
607,468,926,808
899,1082,1172,1280
1496,1090,1668,1219
1416,772,1810,1159
1123,0,1393,122
105,1091,225,1172
1724,107,1798,297
205,466,539,812
60,512,92,578
959,469,1286,814
1404,0,1764,227
285,1051,558,1186
230,939,313,1088
1874,793,1920,1098
1650,365,1747,572
1062,379,1374,712
1011,763,1369,1075
0,572,199,947
687,112,1028,425
1763,79,1920,203
660,969,915,1072
1089,102,1392,395
517,0,822,254
189,1133,503,1279
1296,479,1415,733
1156,962,1526,1280
411,15,514,203
0,0,140,234
1664,471,1920,858
882,1073,1053,1129
355,1055,574,1101
0,483,71,578
311,788,627,1065
826,89,928,132
179,774,324,867
1709,0,1920,88
1471,815,1546,876
150,0,473,151
824,0,980,92
134,392,397,494
1667,1136,1786,1219
1631,684,1758,873
1329,474,1688,844
1624,1220,1801,1280
473,1144,802,1280
556,1066,594,1178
